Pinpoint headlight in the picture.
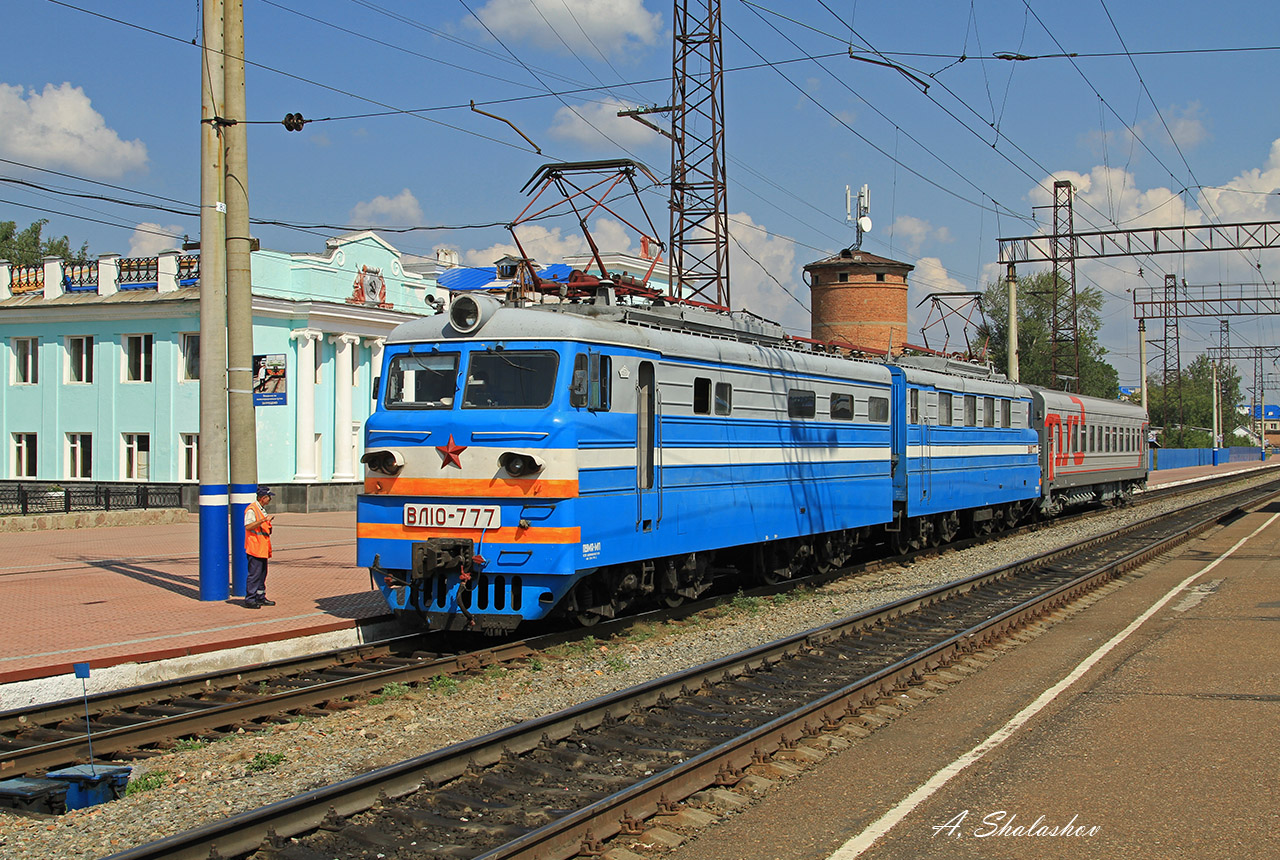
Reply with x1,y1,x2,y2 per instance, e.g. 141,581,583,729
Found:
498,452,544,477
360,449,404,475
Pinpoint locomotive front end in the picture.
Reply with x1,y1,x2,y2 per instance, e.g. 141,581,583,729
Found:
356,304,583,634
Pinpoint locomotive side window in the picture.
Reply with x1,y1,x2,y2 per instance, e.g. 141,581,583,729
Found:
983,397,995,427
1001,399,1011,428
693,377,712,414
570,352,611,411
788,388,816,419
385,351,459,409
830,392,853,420
963,395,976,426
939,392,953,426
463,350,558,409
909,389,920,423
715,382,732,416
869,395,890,423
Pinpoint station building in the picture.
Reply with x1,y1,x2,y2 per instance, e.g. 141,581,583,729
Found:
0,232,450,509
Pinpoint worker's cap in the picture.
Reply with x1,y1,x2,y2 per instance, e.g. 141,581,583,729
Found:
256,485,274,498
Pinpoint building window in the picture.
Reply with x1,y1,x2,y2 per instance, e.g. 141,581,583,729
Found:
714,382,732,416
875,272,886,282
869,395,890,423
67,433,92,479
123,433,150,480
693,377,711,415
939,392,953,426
66,336,94,383
123,334,154,382
181,433,198,481
837,272,849,283
12,433,37,478
180,333,200,380
788,389,816,419
830,392,853,421
11,337,38,384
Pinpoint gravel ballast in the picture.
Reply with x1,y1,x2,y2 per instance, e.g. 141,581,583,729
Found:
0,479,1268,860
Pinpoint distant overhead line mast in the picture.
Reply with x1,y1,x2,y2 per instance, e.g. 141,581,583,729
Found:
669,0,730,308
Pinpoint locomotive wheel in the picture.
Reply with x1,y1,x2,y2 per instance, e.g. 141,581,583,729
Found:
937,512,960,544
661,593,685,608
889,527,912,556
575,611,602,627
813,534,844,573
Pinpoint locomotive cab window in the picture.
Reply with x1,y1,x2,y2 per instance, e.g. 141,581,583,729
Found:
570,352,610,411
963,395,977,426
788,389,816,419
463,350,558,409
869,395,890,423
1001,399,1011,428
693,377,712,414
385,351,459,409
983,397,995,427
830,392,853,421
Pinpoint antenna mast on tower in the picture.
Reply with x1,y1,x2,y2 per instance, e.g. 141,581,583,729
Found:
669,0,730,308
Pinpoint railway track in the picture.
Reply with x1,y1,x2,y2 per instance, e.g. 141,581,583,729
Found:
2,466,1271,784
100,475,1280,860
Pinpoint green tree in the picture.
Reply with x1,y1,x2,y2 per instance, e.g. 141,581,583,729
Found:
1145,354,1245,448
977,271,1120,398
0,219,90,267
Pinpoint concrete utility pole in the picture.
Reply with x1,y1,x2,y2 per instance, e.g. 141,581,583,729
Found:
198,0,230,601
224,0,257,597
1005,262,1019,382
1138,319,1147,410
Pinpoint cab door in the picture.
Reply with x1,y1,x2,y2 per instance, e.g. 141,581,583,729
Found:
636,361,660,531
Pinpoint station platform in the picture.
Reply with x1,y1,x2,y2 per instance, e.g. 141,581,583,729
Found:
663,471,1280,860
0,458,1276,708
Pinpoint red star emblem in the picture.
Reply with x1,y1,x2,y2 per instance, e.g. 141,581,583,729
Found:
436,434,467,469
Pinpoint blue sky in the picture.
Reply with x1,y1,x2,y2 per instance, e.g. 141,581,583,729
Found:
6,0,1280,392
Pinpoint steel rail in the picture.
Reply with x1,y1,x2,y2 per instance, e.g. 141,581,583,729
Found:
102,478,1280,860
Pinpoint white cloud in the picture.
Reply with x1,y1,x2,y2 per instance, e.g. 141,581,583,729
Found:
549,98,661,149
349,189,424,226
0,82,147,177
890,215,955,255
127,223,185,258
467,0,662,54
725,212,807,335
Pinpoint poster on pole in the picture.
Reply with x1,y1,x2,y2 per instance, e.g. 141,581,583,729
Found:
252,354,287,406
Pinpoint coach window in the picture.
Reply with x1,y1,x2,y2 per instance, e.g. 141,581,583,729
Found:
983,397,995,427
869,395,890,423
909,389,920,423
715,382,732,415
939,392,953,426
788,388,816,419
830,392,853,421
963,395,977,426
1001,399,1011,428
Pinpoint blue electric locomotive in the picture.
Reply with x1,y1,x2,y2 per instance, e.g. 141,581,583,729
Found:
356,288,1146,633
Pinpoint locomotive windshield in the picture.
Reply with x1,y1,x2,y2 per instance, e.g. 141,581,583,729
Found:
463,350,558,409
385,351,458,409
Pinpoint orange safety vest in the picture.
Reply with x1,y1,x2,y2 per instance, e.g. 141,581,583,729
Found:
246,500,272,558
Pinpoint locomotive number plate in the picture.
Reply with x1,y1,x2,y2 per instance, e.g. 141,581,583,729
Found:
403,504,501,529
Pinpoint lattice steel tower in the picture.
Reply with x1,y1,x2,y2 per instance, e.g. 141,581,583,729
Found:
1050,180,1081,391
669,0,730,307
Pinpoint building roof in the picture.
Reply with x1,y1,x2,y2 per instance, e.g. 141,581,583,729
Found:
437,263,575,292
804,247,914,272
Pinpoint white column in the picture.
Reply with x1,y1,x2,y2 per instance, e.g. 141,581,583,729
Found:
330,333,361,481
97,253,120,297
42,255,64,300
290,329,321,480
157,250,179,293
0,260,11,300
365,336,386,402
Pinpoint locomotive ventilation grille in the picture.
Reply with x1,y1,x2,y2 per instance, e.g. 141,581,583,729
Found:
429,574,523,612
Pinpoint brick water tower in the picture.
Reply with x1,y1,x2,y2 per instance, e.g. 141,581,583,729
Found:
804,248,913,355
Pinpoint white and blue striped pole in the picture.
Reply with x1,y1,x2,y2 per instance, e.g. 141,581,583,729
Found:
198,484,230,600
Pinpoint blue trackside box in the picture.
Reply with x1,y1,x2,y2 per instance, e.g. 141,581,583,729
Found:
45,764,132,809
0,776,70,815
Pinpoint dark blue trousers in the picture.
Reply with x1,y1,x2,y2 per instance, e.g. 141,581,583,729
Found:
247,555,268,601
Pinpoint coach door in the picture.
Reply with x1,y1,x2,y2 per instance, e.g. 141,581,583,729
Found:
636,361,660,531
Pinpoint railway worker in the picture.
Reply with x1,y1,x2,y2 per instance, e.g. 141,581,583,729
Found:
244,485,275,608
